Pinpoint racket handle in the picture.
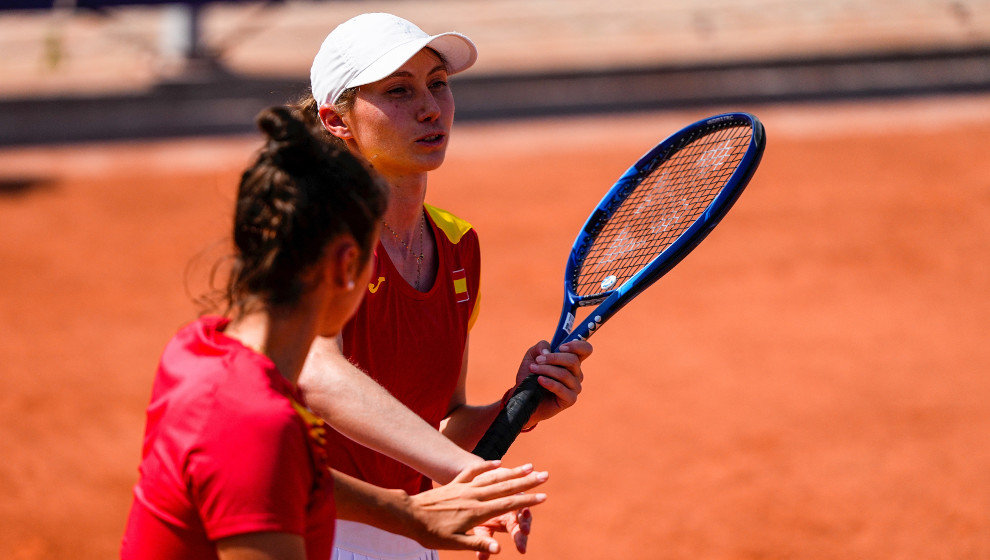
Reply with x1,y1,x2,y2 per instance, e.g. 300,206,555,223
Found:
472,374,547,460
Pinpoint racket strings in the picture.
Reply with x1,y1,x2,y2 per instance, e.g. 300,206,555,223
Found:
573,124,752,298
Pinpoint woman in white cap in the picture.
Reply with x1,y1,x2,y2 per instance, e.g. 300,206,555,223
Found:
296,12,594,560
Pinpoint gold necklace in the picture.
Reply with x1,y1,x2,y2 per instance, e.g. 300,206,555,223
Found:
382,216,425,288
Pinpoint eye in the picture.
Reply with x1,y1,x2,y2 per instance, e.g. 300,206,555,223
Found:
429,78,449,91
386,86,410,96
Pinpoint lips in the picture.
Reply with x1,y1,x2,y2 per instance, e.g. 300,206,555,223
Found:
416,132,446,145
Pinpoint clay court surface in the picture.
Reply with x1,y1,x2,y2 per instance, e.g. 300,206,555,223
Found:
1,95,989,559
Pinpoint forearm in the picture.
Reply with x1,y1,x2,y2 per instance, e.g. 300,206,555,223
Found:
332,470,414,532
439,400,503,451
333,463,551,555
299,337,483,483
442,337,531,451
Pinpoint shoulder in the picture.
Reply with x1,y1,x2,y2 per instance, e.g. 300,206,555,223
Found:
212,360,299,434
190,377,305,475
425,204,476,245
164,331,299,446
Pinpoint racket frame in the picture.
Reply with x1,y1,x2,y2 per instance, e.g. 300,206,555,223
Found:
472,112,766,460
550,112,766,349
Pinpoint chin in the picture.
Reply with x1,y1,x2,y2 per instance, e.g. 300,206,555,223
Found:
420,153,447,171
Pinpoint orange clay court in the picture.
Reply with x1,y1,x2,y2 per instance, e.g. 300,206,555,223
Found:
1,95,989,559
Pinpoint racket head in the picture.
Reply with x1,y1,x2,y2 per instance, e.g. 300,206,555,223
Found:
474,112,766,460
551,112,766,347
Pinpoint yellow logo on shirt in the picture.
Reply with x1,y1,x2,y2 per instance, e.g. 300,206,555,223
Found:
368,276,385,293
289,399,331,481
289,400,328,447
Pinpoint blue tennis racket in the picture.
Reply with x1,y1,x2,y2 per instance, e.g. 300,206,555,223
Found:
473,112,767,460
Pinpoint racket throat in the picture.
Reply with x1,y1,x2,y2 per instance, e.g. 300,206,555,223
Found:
551,292,618,349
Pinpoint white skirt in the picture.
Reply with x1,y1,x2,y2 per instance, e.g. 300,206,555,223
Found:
332,520,438,560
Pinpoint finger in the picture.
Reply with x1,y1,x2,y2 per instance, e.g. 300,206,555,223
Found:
515,508,533,552
541,348,583,371
557,339,593,360
530,360,583,391
516,507,533,535
504,511,528,554
531,351,583,382
522,341,549,363
466,491,549,525
453,460,502,483
445,532,500,556
504,509,521,543
513,527,529,554
536,375,579,407
472,526,497,560
470,470,549,501
469,463,534,486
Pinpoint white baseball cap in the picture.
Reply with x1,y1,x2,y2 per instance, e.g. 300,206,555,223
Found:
310,13,478,107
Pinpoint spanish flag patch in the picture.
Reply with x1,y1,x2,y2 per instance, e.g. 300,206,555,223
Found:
452,268,469,303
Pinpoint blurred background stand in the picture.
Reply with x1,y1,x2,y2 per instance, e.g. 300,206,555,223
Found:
159,2,221,78
1,0,989,146
10,0,281,78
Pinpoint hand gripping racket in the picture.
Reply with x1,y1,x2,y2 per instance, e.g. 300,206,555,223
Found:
472,112,766,460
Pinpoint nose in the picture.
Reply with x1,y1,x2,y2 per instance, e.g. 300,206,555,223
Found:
417,90,442,123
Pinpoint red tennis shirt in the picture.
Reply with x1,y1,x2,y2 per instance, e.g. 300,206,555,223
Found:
121,316,334,560
327,205,481,495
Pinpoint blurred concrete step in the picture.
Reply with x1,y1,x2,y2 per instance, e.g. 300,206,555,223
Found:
2,45,990,146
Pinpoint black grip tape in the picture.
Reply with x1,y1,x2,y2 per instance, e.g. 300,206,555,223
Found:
471,374,547,460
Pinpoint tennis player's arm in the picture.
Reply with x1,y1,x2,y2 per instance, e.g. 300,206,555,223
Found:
298,335,482,484
332,463,548,553
441,336,590,449
440,338,505,449
216,532,305,560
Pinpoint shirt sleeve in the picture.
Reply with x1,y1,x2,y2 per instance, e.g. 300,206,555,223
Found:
185,402,312,541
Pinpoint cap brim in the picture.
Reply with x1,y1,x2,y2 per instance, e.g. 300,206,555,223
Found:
347,32,477,90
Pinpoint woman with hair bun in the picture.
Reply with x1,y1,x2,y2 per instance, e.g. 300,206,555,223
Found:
120,106,549,560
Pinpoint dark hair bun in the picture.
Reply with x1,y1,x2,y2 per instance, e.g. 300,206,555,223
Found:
222,105,387,313
256,106,323,175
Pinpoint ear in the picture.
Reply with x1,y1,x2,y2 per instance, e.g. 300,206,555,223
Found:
329,236,362,291
318,106,354,142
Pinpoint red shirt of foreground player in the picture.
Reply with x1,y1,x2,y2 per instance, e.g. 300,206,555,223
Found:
120,105,386,560
121,316,335,560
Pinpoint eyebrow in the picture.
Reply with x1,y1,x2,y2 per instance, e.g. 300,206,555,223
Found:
386,64,448,80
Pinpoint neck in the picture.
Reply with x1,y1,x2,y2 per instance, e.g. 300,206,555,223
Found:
382,173,428,233
223,303,322,386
